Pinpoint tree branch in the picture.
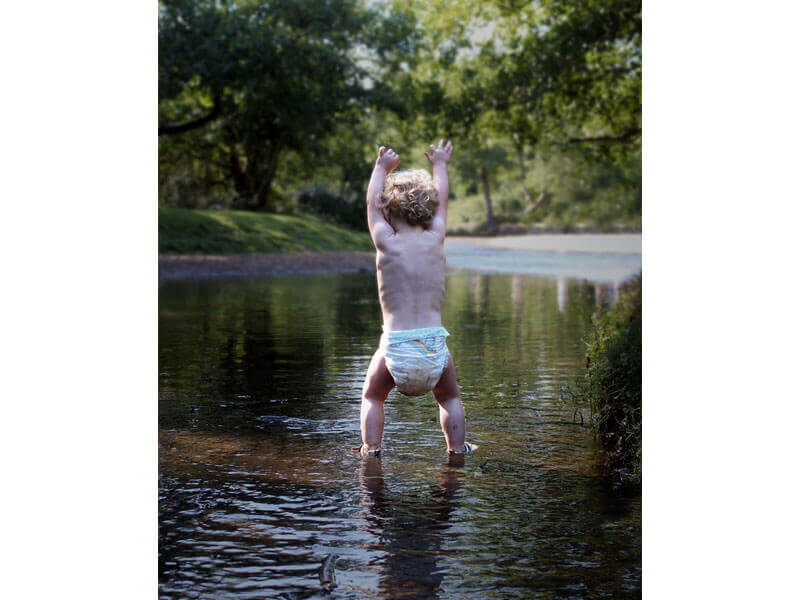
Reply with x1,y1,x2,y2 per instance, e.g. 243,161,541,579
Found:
563,128,641,145
158,100,221,136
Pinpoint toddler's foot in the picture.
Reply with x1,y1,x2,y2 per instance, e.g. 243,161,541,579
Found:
448,442,476,455
353,443,381,457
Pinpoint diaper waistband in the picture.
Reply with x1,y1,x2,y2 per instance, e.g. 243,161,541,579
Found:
380,326,450,347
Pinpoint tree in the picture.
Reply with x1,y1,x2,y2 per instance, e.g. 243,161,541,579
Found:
158,0,642,229
159,0,401,210
489,0,641,157
409,0,641,225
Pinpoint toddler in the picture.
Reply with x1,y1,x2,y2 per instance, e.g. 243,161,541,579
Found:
357,140,473,457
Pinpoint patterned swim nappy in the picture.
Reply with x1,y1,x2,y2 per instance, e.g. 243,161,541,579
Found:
380,326,450,396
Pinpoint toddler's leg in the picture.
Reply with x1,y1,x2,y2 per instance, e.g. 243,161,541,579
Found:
360,349,395,452
433,355,466,453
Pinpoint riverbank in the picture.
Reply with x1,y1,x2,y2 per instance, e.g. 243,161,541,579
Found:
159,251,376,280
447,223,641,236
159,208,372,254
159,233,641,279
448,233,642,254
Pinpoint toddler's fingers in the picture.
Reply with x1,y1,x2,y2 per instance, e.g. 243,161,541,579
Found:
378,146,386,156
439,138,444,148
424,151,431,162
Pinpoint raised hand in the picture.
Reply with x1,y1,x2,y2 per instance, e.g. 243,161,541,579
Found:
376,146,401,173
424,139,453,165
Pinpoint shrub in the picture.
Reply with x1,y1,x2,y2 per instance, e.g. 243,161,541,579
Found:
583,273,642,485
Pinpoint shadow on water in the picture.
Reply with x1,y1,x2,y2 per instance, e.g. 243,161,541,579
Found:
159,273,640,598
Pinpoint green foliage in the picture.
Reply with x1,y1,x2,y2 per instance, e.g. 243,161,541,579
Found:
489,0,641,150
445,145,640,231
159,0,641,232
297,188,366,230
158,208,372,254
453,144,511,184
579,274,642,484
403,0,640,228
159,0,414,210
527,148,641,229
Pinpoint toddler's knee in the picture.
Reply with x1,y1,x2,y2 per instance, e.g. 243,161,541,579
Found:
436,394,460,406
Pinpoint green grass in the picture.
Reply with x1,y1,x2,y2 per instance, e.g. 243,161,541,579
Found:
159,208,373,254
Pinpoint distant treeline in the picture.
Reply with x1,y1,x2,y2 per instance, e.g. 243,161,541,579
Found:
159,0,641,230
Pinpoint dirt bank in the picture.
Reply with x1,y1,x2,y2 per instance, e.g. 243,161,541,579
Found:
159,251,376,279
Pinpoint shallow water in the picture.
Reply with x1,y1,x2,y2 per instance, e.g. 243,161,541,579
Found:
445,239,641,282
159,271,641,599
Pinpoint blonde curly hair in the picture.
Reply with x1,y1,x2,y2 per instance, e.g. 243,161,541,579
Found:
377,169,439,228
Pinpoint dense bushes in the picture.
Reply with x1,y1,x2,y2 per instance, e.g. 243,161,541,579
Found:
296,189,366,231
581,273,642,485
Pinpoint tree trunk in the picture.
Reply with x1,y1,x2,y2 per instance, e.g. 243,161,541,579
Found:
254,177,275,211
229,144,281,212
517,151,533,205
530,191,547,213
479,165,496,229
254,148,280,211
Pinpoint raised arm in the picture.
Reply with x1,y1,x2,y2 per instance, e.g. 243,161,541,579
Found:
366,146,400,248
424,139,454,236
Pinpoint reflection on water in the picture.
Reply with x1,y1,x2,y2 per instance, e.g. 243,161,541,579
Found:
159,273,641,598
358,455,465,599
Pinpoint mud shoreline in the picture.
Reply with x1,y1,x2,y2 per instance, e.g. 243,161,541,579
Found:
159,251,376,280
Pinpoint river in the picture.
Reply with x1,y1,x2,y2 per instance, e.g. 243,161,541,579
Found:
159,241,642,598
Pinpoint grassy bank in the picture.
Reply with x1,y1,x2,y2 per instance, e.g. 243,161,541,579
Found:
568,273,642,486
159,208,373,254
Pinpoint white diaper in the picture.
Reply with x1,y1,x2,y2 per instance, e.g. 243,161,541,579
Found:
380,326,450,396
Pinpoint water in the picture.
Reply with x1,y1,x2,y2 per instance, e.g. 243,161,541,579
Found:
159,267,641,598
445,239,642,283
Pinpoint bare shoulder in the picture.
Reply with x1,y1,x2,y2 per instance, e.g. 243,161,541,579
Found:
371,222,396,251
425,218,447,241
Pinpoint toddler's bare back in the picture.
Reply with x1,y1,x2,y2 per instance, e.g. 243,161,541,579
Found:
376,229,445,331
